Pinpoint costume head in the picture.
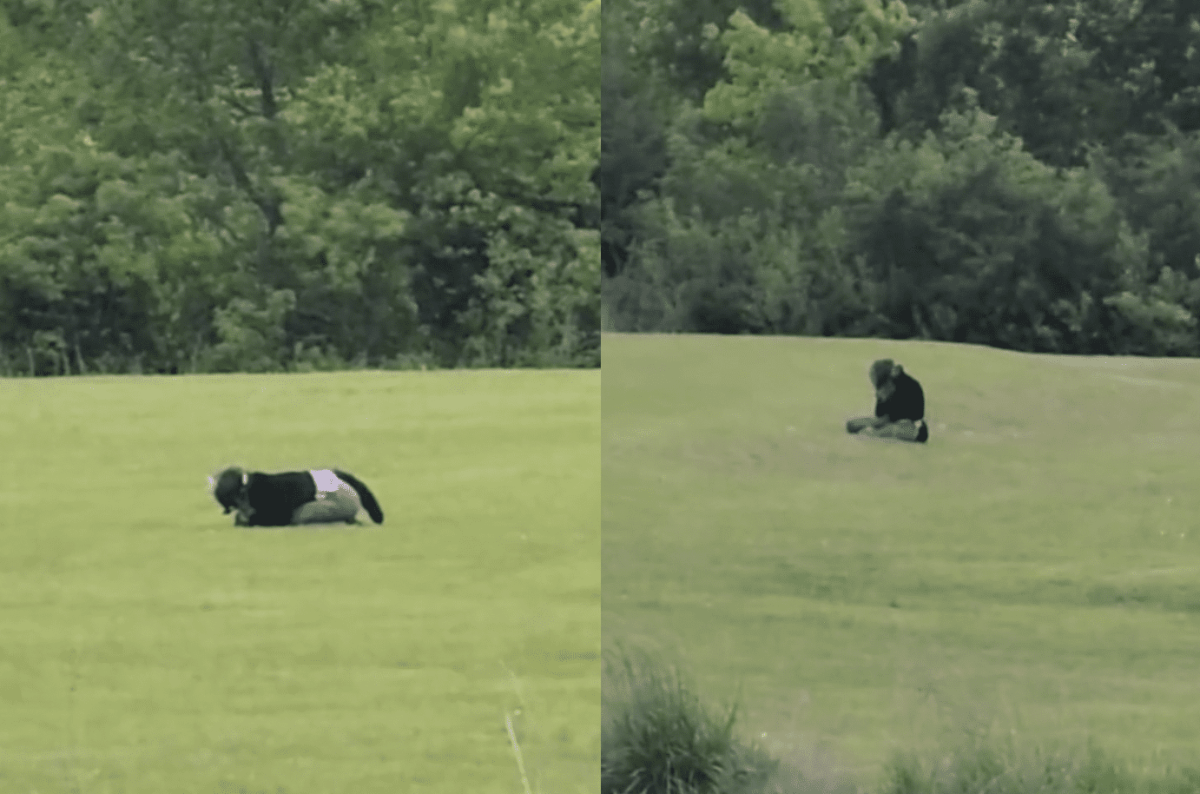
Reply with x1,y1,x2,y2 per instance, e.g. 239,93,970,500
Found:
870,359,902,401
869,359,894,388
209,467,246,514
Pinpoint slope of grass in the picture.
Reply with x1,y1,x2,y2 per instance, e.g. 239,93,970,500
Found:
0,369,599,793
602,333,1200,785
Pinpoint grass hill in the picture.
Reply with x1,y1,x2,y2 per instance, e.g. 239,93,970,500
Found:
603,332,1200,788
1,369,598,793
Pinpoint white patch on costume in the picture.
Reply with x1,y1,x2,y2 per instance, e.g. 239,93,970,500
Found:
310,469,342,495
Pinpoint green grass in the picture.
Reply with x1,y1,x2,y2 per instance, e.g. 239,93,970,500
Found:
0,369,599,793
602,645,779,794
879,738,1200,794
602,332,1200,787
601,647,1200,794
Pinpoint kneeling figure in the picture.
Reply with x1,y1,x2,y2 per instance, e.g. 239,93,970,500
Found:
209,467,385,526
846,359,929,443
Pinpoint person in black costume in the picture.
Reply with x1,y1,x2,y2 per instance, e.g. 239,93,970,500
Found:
209,467,385,526
845,359,929,443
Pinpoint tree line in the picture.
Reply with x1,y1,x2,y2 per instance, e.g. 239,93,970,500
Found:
0,0,599,375
602,0,1200,356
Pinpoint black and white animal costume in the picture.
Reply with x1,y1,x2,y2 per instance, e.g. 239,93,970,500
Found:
209,467,385,526
845,359,929,443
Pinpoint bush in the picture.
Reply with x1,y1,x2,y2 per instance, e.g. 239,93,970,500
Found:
604,83,879,337
200,290,296,373
845,104,1147,353
602,647,777,794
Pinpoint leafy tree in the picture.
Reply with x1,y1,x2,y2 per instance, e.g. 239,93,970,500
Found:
868,0,1200,167
703,0,914,129
602,0,1200,355
845,106,1150,352
622,0,787,101
0,0,600,373
606,0,909,336
601,3,669,278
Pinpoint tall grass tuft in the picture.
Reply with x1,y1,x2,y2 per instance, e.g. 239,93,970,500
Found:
602,646,778,794
881,738,1200,794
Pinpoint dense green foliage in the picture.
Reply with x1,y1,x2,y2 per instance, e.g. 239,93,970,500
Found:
603,0,1200,355
1,0,599,374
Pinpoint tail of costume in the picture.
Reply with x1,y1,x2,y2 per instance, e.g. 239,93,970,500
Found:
334,470,385,524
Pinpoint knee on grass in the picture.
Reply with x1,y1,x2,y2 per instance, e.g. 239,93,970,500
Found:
291,491,361,525
846,416,877,434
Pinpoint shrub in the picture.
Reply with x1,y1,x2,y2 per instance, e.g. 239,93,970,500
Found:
602,647,777,794
845,104,1147,353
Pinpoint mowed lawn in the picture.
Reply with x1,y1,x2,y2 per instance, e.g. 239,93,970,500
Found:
603,333,1200,784
0,369,598,793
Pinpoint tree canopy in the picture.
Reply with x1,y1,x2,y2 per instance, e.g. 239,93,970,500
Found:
1,0,599,375
603,0,1200,356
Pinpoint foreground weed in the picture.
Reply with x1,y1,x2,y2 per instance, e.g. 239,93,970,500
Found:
881,738,1200,794
602,646,777,794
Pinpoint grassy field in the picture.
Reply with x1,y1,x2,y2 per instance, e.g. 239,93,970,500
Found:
602,332,1200,787
0,369,598,793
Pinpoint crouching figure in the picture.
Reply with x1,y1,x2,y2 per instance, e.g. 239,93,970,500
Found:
846,359,929,443
209,467,385,526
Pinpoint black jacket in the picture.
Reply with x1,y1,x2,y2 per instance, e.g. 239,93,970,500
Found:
243,471,319,526
876,370,924,422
